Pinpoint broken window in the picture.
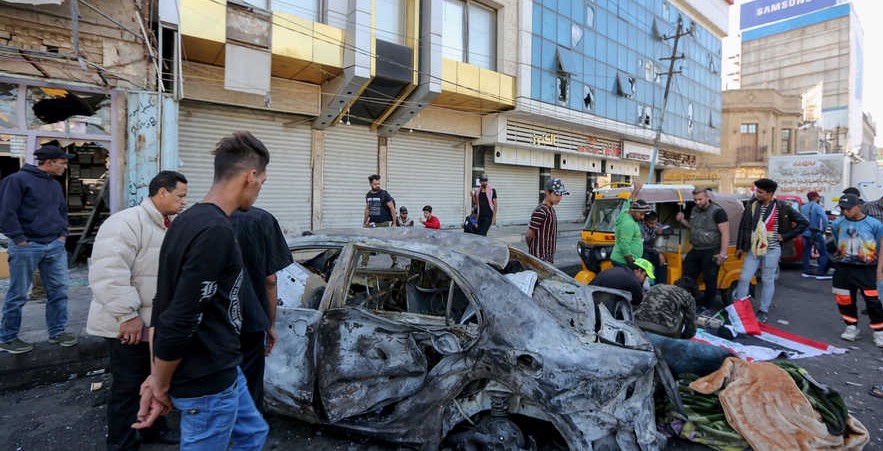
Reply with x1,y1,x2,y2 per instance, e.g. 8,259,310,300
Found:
687,102,694,134
0,83,17,129
556,47,574,103
586,5,595,28
347,249,477,327
583,85,595,110
617,73,636,99
638,105,652,127
277,247,343,309
26,87,111,135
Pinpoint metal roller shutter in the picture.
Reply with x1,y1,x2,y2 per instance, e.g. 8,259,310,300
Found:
387,132,466,228
484,153,539,225
178,102,312,235
322,126,378,229
551,169,587,223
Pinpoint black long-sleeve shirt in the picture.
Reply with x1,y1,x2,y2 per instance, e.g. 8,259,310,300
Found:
152,203,244,398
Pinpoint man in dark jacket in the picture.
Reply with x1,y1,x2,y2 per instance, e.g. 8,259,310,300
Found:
734,178,809,323
231,207,293,413
0,144,77,354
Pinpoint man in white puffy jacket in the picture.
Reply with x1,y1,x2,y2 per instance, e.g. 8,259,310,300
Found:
86,171,187,450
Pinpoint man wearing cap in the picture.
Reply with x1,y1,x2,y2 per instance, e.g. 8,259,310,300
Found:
590,258,656,306
830,193,883,346
676,188,730,308
735,178,808,323
472,175,497,236
0,144,77,354
610,183,646,268
526,178,568,263
397,206,414,227
801,191,830,279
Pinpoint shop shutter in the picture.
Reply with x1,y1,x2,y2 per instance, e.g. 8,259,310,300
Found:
321,125,378,229
551,169,587,223
387,132,466,228
484,153,540,225
178,102,312,234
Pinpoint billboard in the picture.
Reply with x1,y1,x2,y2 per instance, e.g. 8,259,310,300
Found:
740,0,837,30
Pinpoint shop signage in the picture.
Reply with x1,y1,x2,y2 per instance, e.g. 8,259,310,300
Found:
658,149,696,169
740,0,835,30
623,141,653,162
532,133,557,146
577,136,621,158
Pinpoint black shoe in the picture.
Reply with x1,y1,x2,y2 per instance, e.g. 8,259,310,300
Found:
142,428,180,445
756,310,768,324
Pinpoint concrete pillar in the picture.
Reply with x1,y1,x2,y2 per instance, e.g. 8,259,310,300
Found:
311,129,324,231
377,136,388,181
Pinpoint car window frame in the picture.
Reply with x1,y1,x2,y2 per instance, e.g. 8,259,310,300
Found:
330,243,483,327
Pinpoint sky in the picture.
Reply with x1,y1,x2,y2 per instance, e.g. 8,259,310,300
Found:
851,0,883,145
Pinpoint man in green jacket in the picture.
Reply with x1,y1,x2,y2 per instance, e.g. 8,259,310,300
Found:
611,183,649,267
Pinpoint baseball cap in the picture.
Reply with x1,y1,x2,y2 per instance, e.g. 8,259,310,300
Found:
631,258,656,280
544,178,569,196
838,193,862,210
399,206,408,213
806,191,819,200
34,144,75,160
478,174,488,181
630,199,652,212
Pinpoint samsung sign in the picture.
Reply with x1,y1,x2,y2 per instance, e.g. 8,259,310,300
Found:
740,0,837,30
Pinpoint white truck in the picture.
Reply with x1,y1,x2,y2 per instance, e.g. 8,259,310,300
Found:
768,153,880,212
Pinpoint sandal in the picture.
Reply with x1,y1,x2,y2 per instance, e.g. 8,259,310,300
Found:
870,386,883,399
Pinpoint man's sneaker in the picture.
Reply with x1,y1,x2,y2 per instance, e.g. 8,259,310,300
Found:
874,331,883,348
840,325,860,342
0,339,34,354
756,310,768,324
801,272,816,278
814,273,832,280
48,333,78,347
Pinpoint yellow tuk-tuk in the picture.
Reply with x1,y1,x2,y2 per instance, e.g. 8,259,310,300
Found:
575,184,753,301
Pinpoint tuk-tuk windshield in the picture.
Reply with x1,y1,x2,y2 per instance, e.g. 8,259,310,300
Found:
585,198,627,233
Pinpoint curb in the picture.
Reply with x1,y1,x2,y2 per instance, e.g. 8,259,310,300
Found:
0,335,108,393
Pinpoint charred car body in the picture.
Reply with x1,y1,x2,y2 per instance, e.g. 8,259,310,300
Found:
266,228,667,450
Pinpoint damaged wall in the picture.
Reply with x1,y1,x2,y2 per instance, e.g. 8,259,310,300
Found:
0,0,152,89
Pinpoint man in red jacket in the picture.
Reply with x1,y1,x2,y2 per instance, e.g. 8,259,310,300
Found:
421,205,441,229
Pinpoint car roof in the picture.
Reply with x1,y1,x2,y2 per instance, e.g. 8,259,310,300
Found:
292,228,511,269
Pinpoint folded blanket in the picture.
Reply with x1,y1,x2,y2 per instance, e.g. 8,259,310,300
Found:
690,358,868,450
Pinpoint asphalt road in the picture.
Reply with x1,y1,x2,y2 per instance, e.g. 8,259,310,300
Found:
2,266,882,450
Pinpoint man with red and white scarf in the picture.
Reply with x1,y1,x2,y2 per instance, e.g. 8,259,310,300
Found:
734,178,808,323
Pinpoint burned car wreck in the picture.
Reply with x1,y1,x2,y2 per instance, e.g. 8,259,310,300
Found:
266,228,668,450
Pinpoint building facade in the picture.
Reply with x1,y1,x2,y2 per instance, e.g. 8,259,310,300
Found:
737,0,868,156
470,0,730,223
699,89,801,193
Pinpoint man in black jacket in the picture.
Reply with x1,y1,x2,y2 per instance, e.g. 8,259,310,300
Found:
132,132,270,449
733,178,808,323
0,144,77,354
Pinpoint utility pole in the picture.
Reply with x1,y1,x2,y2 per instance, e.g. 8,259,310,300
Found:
647,16,692,184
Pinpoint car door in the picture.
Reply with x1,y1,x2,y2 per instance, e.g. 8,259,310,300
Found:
315,245,479,423
264,247,343,417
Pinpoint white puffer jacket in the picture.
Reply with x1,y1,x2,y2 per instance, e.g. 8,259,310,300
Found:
86,198,166,338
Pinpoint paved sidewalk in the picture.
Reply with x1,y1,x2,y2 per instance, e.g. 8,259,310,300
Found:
0,222,588,391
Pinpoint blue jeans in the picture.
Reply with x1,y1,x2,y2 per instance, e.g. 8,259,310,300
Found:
802,233,829,274
0,239,69,343
735,247,781,313
171,368,269,451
